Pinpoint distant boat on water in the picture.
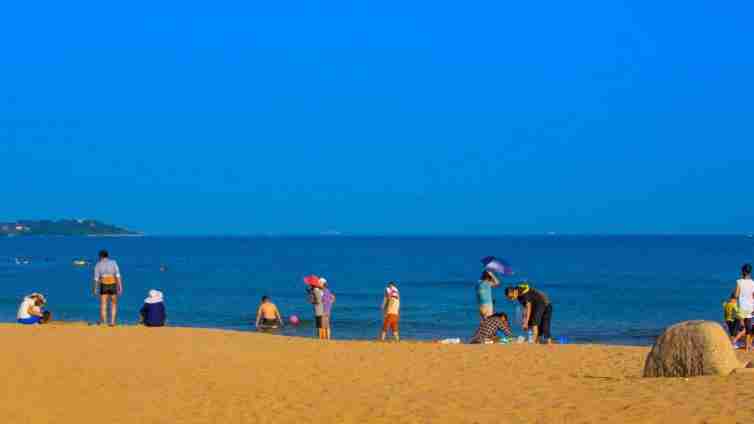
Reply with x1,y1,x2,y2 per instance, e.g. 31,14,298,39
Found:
72,259,89,267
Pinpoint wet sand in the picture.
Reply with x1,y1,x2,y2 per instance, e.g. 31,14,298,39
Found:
1,324,751,423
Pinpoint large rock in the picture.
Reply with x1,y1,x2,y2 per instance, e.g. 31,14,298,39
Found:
643,320,744,378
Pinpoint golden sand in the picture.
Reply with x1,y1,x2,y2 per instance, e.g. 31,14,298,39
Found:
1,324,751,423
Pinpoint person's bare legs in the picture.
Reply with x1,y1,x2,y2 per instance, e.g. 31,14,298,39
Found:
380,330,386,341
110,295,118,326
532,326,540,343
393,331,400,342
99,295,108,324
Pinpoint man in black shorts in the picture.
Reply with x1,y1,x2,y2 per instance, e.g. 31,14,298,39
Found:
505,283,553,344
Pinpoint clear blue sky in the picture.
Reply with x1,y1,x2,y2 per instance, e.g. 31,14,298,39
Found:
1,2,752,235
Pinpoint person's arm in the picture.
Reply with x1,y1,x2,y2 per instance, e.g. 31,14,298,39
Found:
523,302,532,330
115,262,123,295
489,273,500,287
381,296,388,315
93,266,99,296
274,306,283,326
499,317,513,337
28,305,43,318
735,284,741,299
255,306,262,328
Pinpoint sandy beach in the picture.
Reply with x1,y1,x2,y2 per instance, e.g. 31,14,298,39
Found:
1,324,751,424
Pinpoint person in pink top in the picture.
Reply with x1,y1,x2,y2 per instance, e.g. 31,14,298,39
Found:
320,278,336,340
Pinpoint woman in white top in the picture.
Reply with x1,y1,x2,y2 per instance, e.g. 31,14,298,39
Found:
17,293,49,325
732,264,754,351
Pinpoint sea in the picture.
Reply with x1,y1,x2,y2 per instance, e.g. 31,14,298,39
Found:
1,235,751,345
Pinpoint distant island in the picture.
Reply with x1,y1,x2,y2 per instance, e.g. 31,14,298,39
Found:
0,219,140,236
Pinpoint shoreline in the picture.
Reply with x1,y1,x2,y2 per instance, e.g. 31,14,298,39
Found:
2,324,752,423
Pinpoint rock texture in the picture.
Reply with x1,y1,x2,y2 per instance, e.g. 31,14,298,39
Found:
643,320,743,377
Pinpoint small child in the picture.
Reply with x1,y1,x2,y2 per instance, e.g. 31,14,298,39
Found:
723,294,739,338
380,282,401,342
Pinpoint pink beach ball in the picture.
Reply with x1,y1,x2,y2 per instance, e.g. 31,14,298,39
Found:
289,315,300,325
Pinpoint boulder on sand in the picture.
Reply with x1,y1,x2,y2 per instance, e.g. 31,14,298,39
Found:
643,320,744,378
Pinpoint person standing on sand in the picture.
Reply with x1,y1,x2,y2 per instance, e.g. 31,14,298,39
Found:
476,271,500,319
309,283,326,339
321,278,335,340
732,264,754,351
93,250,122,326
380,282,400,342
505,283,553,344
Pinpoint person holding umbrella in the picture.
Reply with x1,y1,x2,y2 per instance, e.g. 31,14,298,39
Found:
304,275,326,340
476,257,510,319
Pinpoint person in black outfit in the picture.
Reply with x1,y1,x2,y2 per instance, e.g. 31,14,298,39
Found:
505,283,553,344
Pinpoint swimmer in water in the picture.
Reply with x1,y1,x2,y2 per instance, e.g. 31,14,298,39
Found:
255,296,283,330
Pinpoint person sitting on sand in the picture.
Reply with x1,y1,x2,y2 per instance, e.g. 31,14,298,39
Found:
469,312,513,344
380,282,401,342
724,293,739,338
321,279,335,340
17,293,51,325
732,264,754,350
93,249,123,326
505,283,553,344
139,290,167,327
255,296,283,330
476,271,500,319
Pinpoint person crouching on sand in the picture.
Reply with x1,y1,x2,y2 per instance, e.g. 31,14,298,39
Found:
380,282,400,342
139,290,166,327
505,283,553,344
469,312,513,344
255,296,283,330
17,293,51,325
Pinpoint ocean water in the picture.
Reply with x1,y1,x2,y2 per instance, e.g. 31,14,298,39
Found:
1,235,751,345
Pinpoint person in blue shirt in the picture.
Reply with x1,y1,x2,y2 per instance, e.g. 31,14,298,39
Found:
139,290,166,327
476,271,500,320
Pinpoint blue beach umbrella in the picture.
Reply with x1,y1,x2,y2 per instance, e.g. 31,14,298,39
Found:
481,256,513,275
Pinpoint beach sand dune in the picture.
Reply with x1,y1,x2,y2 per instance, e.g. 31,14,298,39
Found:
1,324,751,423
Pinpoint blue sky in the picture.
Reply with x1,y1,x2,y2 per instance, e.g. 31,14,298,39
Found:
1,2,752,234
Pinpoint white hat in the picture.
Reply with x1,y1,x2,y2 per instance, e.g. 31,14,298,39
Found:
319,277,327,286
145,289,163,304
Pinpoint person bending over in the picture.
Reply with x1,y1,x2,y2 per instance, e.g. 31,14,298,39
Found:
255,296,283,330
505,283,553,344
17,293,51,325
470,312,513,344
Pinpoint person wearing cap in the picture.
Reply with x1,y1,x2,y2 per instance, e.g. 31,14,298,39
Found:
321,278,335,340
139,290,166,327
380,282,401,342
17,293,51,325
505,282,553,344
93,249,123,326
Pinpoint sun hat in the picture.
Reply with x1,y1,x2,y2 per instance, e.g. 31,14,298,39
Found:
144,289,163,304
